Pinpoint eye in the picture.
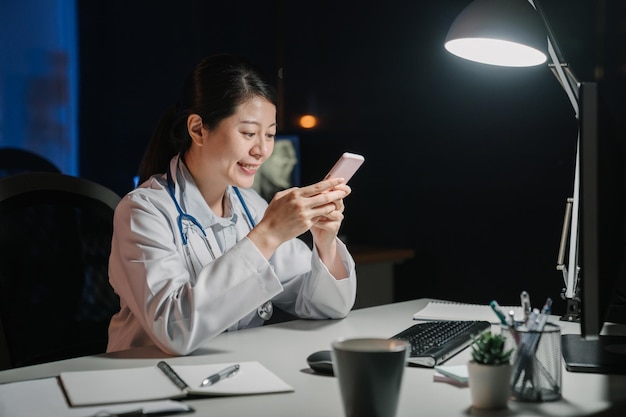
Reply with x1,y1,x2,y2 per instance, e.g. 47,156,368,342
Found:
266,133,275,141
242,132,255,138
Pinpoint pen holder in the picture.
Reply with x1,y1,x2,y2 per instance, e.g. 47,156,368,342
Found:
504,322,562,402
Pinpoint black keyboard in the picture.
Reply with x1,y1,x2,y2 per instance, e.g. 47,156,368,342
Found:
390,320,491,367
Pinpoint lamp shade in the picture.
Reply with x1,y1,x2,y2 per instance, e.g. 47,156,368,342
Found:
445,0,548,67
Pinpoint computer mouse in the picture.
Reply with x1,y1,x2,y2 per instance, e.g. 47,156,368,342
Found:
306,350,334,375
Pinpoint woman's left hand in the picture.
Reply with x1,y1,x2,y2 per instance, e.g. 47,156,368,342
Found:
310,183,351,248
310,182,351,279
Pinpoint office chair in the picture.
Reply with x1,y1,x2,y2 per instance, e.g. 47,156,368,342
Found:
0,172,121,369
0,147,61,177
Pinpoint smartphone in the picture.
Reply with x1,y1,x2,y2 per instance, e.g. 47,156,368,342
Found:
323,152,365,184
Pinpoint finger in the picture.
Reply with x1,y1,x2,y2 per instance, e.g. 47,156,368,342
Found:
319,211,344,222
307,190,348,211
330,184,351,195
271,186,299,201
300,178,346,197
311,201,343,220
312,210,344,227
321,200,344,214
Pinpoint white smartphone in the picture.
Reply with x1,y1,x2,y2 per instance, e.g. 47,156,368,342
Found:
323,152,365,184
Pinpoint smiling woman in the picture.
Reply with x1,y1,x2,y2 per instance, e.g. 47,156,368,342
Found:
106,54,358,357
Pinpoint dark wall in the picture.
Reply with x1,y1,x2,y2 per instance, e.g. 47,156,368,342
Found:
77,0,626,314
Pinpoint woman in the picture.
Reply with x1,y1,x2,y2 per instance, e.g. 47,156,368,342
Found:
107,54,357,355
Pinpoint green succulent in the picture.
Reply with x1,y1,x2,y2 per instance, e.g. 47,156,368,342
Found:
470,331,513,366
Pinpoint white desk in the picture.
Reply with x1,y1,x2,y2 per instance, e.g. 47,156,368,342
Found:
1,298,626,416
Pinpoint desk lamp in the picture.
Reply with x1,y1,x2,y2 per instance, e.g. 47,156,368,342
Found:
444,0,582,321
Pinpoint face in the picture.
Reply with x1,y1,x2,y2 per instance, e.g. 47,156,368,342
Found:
189,96,277,190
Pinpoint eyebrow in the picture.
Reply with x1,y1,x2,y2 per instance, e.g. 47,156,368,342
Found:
239,120,278,128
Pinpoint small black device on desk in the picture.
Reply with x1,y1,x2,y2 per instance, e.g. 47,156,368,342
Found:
306,350,334,375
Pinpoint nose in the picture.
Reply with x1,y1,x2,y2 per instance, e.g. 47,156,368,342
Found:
251,137,270,159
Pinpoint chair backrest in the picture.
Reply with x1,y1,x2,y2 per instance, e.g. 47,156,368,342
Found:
0,172,121,369
0,147,61,177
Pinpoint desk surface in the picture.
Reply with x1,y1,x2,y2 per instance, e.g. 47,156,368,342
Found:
2,298,626,417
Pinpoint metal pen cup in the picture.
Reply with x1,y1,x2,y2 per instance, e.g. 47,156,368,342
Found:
504,322,562,402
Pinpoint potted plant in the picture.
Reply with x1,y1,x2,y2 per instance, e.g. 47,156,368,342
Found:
467,331,513,410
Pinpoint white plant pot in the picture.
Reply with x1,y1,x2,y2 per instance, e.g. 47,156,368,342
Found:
467,361,512,410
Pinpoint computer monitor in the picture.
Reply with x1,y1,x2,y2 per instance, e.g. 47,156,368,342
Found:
561,81,626,374
251,135,300,203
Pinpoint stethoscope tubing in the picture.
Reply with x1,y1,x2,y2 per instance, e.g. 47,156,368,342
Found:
165,158,272,321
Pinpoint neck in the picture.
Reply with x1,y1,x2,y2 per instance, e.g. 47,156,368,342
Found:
182,152,227,217
197,181,228,218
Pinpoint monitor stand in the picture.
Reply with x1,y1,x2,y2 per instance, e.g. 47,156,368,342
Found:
561,334,626,374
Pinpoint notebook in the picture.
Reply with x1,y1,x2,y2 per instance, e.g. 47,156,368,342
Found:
433,364,469,387
413,301,524,324
59,361,293,407
0,377,192,417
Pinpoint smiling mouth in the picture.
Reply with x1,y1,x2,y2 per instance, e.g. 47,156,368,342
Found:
239,162,260,173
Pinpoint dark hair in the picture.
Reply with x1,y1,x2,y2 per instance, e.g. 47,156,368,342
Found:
138,54,278,183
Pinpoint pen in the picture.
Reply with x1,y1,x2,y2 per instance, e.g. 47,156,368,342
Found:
508,310,520,346
200,364,240,387
520,291,531,323
489,300,508,326
157,361,190,394
541,297,553,316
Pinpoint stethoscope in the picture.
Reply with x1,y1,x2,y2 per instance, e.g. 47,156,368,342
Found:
166,160,273,321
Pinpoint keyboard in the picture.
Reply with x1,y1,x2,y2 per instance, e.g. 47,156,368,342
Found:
390,320,491,367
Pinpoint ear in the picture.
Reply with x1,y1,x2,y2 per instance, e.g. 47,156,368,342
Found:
187,114,205,146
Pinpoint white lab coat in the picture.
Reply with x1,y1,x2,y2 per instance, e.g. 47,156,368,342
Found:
107,155,357,355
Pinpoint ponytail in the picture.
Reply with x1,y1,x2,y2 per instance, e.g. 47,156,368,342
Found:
137,104,188,184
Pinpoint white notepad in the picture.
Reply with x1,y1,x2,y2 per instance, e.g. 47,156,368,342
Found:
0,377,192,417
434,364,469,383
413,301,524,324
433,364,469,387
59,361,294,407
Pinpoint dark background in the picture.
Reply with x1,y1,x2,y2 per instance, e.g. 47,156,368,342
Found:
76,1,626,314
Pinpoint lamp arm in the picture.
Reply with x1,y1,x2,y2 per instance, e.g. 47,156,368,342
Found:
547,39,580,117
556,197,573,271
565,136,581,300
529,0,567,65
530,0,582,310
546,28,581,304
529,0,580,116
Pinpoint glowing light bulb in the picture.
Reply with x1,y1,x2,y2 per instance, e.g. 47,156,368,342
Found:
299,114,317,129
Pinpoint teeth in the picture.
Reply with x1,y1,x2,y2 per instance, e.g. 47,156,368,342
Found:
240,163,258,171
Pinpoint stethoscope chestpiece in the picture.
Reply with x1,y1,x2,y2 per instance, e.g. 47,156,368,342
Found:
257,301,273,321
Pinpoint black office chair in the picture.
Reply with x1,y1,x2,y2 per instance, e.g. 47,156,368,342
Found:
0,147,61,177
0,172,121,370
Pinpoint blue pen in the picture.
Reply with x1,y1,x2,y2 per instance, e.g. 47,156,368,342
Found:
489,300,508,326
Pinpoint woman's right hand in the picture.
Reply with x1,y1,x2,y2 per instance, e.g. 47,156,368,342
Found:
247,178,349,260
